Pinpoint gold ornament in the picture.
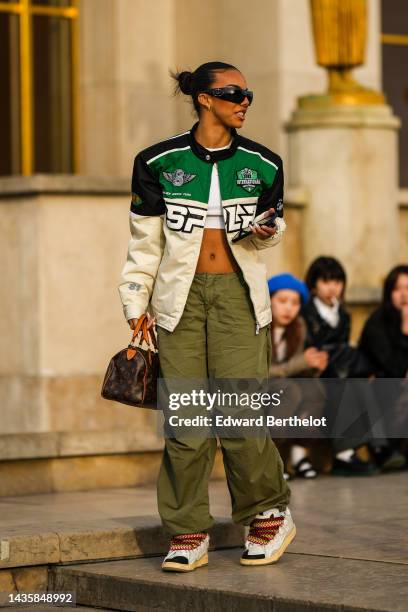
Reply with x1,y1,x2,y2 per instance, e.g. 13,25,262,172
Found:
299,0,385,107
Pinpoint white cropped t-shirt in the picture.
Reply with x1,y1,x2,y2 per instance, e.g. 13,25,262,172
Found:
205,141,232,229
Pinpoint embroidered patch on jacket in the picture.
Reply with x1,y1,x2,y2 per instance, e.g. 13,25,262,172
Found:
131,192,143,205
163,169,196,187
236,168,261,193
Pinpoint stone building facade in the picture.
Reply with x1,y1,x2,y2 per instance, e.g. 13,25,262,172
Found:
0,0,407,494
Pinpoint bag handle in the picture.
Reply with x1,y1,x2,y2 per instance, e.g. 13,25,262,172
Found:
132,314,157,349
143,318,158,350
141,317,158,354
127,314,157,360
131,314,148,341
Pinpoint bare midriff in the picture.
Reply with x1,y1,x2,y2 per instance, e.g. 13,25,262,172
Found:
195,228,240,273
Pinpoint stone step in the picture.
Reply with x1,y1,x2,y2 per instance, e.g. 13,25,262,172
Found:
0,432,226,496
0,430,163,497
0,607,104,611
50,549,408,612
0,431,163,462
0,516,243,570
0,451,163,497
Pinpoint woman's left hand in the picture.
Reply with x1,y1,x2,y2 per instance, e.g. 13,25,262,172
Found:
250,208,278,239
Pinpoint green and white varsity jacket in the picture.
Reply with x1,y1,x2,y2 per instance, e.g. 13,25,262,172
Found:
118,122,286,334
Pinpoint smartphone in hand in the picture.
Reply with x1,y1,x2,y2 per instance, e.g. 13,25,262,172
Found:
231,210,278,243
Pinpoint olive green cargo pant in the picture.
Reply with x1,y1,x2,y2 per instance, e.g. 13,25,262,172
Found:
156,272,291,535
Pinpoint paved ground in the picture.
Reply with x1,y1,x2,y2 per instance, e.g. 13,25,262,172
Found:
1,472,407,610
1,472,407,565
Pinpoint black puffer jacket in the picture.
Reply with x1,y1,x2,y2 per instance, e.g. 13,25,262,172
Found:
359,307,408,378
302,299,350,351
302,299,373,378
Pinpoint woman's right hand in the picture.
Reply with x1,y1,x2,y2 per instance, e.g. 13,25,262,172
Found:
304,347,329,371
128,312,156,330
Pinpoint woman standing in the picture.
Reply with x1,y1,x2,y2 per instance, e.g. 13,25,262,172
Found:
118,61,295,571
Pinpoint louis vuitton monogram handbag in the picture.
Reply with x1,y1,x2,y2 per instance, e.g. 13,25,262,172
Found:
101,314,159,409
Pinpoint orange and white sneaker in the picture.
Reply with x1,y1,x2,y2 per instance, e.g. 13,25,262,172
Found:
240,507,296,566
161,532,209,572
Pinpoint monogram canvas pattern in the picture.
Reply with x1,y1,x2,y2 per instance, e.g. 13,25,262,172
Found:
101,345,159,409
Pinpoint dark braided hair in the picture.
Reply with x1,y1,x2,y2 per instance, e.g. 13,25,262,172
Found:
170,61,239,115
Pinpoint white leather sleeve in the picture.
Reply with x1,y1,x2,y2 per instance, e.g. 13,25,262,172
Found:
118,211,165,321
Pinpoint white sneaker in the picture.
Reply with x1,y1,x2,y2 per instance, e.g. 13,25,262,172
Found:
240,507,296,566
162,532,209,572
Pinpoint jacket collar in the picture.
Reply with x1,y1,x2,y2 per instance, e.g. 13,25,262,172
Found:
188,121,239,163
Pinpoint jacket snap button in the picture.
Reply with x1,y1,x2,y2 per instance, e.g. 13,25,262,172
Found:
205,154,211,161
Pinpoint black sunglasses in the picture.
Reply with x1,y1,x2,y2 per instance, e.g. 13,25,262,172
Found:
201,86,253,105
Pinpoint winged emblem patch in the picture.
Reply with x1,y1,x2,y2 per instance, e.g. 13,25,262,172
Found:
163,169,196,187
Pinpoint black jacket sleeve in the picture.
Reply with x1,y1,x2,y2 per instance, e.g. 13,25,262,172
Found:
130,153,166,216
359,310,408,377
255,160,284,220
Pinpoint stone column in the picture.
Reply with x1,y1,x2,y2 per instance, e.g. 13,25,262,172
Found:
79,0,177,177
285,104,400,298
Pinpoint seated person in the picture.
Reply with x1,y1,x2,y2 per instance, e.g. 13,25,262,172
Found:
268,273,328,480
302,256,378,476
359,264,408,471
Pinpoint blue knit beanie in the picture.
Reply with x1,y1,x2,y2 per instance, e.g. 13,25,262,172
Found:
267,273,309,305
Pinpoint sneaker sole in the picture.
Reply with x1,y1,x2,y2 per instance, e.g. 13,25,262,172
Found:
161,553,208,572
240,525,296,566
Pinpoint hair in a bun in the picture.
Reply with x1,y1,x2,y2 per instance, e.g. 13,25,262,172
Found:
177,71,193,95
170,61,239,116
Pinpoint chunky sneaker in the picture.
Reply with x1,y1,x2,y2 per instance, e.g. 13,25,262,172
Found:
161,532,209,572
240,507,296,566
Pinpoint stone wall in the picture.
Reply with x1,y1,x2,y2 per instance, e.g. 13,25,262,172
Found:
0,177,304,436
77,0,381,176
1,177,406,440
